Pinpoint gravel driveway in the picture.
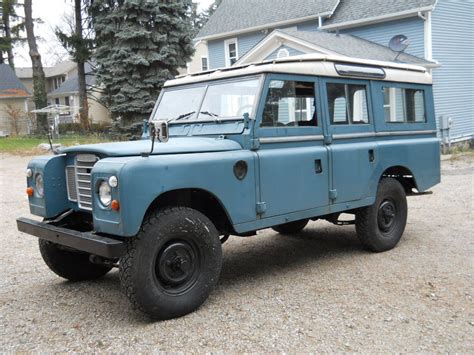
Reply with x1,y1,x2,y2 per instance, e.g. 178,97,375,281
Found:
0,153,472,352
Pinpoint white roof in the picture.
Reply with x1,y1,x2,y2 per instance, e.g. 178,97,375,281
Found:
166,54,432,87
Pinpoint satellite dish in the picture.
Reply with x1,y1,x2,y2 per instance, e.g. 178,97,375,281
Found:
389,35,410,61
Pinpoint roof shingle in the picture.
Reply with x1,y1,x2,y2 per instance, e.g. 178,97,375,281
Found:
0,64,30,98
324,0,437,26
197,0,339,39
278,28,433,66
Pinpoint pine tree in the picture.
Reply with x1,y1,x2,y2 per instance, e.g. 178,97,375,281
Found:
90,0,195,134
192,0,222,34
56,0,94,130
0,0,25,68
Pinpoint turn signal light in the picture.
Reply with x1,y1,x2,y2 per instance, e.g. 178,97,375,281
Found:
26,187,34,197
111,200,120,211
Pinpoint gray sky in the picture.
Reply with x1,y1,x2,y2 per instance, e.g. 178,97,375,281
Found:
14,0,215,67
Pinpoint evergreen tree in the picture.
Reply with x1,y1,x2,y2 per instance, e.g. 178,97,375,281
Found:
0,0,24,68
56,0,94,130
192,0,222,34
90,0,195,134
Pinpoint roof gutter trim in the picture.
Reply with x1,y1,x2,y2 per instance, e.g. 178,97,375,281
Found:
320,5,435,30
196,11,334,41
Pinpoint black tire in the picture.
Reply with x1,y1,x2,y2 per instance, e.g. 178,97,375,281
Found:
119,206,222,320
272,219,309,235
39,240,112,281
356,178,408,252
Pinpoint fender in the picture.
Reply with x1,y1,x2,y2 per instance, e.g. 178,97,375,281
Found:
91,150,257,236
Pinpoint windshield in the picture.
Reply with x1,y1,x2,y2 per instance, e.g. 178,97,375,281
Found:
153,77,261,122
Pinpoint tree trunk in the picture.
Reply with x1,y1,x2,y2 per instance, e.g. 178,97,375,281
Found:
24,0,48,133
75,0,90,130
2,0,15,68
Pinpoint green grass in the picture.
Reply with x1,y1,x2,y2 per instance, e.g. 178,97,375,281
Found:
0,135,113,155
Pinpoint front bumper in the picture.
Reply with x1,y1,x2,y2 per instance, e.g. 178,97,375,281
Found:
16,217,126,259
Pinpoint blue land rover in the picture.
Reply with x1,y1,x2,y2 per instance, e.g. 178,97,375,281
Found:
17,54,440,320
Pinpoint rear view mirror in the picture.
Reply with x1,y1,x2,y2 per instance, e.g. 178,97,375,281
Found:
155,120,169,143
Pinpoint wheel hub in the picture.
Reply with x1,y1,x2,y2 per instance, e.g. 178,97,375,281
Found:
156,241,196,287
378,200,397,232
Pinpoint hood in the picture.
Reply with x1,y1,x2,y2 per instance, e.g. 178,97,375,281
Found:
59,137,242,157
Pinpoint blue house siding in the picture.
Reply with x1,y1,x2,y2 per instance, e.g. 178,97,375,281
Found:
431,0,474,141
341,17,425,58
208,32,266,69
265,45,305,61
208,40,226,69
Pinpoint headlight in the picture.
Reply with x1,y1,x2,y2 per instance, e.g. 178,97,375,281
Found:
35,174,44,197
26,168,33,178
98,180,112,207
108,175,118,188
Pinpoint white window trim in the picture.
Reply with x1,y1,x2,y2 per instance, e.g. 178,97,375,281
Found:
224,38,238,67
201,55,209,71
384,88,398,122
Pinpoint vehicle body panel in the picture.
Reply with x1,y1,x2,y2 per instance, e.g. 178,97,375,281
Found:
91,150,257,236
20,56,441,243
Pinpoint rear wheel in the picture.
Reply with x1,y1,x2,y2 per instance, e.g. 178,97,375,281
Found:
356,178,407,252
39,240,112,281
272,219,309,235
119,206,222,320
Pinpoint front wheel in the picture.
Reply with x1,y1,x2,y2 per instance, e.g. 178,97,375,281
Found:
356,178,408,252
119,207,222,320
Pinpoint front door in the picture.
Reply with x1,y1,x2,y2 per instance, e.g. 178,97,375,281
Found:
319,78,377,204
256,75,329,218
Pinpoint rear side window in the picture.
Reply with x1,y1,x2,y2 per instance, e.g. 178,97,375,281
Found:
383,87,426,123
326,83,369,124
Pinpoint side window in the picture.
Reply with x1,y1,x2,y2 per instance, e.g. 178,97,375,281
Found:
201,56,208,71
383,87,426,123
327,83,369,124
225,38,238,67
261,80,317,128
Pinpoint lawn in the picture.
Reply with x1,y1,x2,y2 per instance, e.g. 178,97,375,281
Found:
0,135,113,155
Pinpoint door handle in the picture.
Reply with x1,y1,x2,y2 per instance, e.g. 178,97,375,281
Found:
315,159,323,174
368,149,375,162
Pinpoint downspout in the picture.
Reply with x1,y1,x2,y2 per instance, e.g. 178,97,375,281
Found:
421,11,433,61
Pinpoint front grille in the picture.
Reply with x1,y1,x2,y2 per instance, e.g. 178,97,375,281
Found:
65,166,77,201
66,154,99,211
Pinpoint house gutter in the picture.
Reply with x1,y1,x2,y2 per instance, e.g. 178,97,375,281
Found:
320,6,435,30
196,11,334,42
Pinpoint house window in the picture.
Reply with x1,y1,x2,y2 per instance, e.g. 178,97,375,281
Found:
277,48,290,59
55,98,60,105
261,80,316,127
225,38,238,67
326,83,369,124
383,87,426,123
201,56,209,71
64,96,70,106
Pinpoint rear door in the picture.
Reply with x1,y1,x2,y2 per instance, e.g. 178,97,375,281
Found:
319,78,377,204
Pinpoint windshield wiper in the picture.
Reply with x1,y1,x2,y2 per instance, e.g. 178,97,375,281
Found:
200,111,221,123
168,111,196,123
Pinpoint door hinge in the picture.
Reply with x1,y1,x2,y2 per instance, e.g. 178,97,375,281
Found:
329,189,337,200
251,138,260,150
256,202,267,215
